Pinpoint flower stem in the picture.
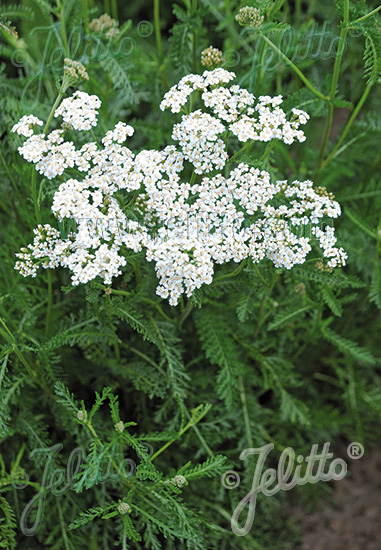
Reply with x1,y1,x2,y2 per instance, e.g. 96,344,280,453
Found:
316,0,350,171
43,92,64,135
153,0,163,60
260,33,328,101
153,0,169,89
191,0,198,73
228,140,254,164
214,259,246,282
56,0,69,56
354,5,381,23
150,411,202,461
45,270,53,336
239,375,254,449
31,168,41,224
321,83,373,169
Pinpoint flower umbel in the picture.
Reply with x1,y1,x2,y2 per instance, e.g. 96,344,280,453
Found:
12,69,347,306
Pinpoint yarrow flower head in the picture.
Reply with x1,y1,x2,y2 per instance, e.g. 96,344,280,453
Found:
235,6,264,28
201,46,225,69
13,69,347,306
12,115,43,137
54,91,101,131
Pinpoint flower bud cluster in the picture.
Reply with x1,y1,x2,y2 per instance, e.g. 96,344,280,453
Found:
235,6,264,28
201,46,225,68
63,58,89,84
89,13,119,38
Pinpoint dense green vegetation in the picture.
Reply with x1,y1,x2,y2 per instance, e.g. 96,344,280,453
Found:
0,0,380,548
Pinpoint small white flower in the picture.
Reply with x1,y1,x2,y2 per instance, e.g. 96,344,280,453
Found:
12,115,43,137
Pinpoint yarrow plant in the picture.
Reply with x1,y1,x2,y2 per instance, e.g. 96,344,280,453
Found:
2,2,381,548
13,68,347,306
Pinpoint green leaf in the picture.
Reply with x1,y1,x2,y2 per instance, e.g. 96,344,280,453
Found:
322,287,343,317
194,310,241,409
322,327,377,365
268,306,310,330
345,208,378,239
178,454,227,480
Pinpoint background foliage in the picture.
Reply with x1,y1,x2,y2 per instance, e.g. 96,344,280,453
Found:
0,0,380,548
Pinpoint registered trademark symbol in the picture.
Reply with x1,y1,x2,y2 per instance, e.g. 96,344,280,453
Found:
347,442,364,460
137,20,153,37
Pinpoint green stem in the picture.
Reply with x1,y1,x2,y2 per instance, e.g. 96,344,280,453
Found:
295,0,302,24
178,301,193,328
254,272,279,337
189,169,196,186
184,406,214,457
94,283,176,324
30,91,63,227
214,259,246,283
86,421,136,489
191,0,198,73
43,92,64,135
83,0,90,34
153,0,168,89
57,1,69,56
153,0,163,60
253,263,268,287
316,0,350,170
276,142,298,175
239,375,254,449
258,42,268,89
150,415,196,461
354,5,381,23
0,318,53,398
111,0,118,21
259,141,276,162
90,129,100,147
260,33,328,101
45,270,53,336
228,140,254,165
31,168,41,224
321,83,373,169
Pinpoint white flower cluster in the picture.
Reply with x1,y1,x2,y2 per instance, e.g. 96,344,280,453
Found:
12,115,43,137
160,68,235,113
17,130,77,179
102,121,134,145
161,71,309,146
13,69,347,305
172,111,227,173
229,96,309,144
54,91,101,130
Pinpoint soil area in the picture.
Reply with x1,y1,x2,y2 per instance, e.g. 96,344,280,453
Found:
293,445,381,549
